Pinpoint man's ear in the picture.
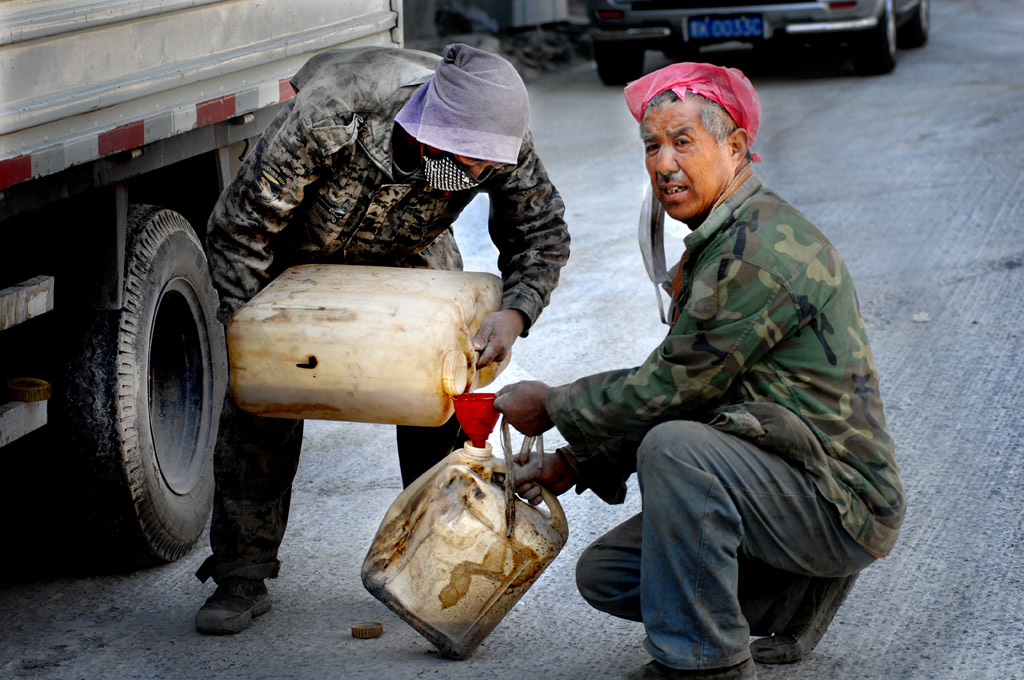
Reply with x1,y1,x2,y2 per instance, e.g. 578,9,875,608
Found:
727,128,751,162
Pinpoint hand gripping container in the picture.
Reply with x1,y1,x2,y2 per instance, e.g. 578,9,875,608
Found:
226,264,508,426
361,435,568,659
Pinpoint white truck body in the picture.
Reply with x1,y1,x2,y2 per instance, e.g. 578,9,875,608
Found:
1,0,402,191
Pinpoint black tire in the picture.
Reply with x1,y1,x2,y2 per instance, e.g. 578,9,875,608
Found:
63,205,226,565
897,0,929,48
594,41,645,86
852,0,897,76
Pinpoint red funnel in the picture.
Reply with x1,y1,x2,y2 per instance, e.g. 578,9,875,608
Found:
452,393,499,447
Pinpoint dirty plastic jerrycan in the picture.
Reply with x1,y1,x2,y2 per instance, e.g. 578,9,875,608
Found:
226,264,508,426
361,437,568,659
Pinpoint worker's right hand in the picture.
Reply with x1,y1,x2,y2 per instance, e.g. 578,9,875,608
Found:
494,380,554,436
511,446,576,506
473,309,525,369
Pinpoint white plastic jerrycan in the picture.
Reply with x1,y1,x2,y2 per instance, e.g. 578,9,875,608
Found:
226,264,507,426
361,428,568,659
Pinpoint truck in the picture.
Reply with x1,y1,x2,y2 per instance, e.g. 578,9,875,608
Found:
0,0,403,569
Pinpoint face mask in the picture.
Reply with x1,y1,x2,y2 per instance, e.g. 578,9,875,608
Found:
423,149,481,192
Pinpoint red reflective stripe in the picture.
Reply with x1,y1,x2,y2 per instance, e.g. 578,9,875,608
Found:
279,79,295,102
0,154,32,191
197,94,236,126
4,80,290,189
98,120,145,156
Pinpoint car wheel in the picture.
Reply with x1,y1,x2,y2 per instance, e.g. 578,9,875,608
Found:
897,0,929,48
852,0,897,75
61,205,226,565
593,41,645,86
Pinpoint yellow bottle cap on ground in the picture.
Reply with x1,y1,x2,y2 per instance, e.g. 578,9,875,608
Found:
7,377,51,402
351,622,383,639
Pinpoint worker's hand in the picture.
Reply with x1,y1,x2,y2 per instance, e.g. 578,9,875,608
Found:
494,380,554,436
511,446,576,506
473,309,526,369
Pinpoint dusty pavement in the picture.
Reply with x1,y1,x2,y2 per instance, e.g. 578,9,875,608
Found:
3,1,1023,678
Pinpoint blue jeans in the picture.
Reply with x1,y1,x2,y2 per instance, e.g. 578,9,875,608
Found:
575,420,874,670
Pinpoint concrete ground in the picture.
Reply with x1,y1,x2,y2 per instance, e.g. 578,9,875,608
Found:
3,0,1023,678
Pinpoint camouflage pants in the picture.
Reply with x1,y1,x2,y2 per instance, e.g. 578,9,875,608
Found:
195,393,464,584
575,420,874,670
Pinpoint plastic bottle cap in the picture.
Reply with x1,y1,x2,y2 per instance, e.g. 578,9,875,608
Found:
351,621,383,639
7,377,52,402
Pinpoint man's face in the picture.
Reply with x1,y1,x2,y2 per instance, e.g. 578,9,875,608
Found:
642,96,747,226
453,154,508,179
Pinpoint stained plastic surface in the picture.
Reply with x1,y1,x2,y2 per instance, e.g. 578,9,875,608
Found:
226,264,508,426
361,443,568,659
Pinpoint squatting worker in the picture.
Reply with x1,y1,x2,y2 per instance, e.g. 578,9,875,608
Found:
195,44,569,635
495,62,904,680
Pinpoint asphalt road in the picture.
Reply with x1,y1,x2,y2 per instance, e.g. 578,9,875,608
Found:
3,1,1023,678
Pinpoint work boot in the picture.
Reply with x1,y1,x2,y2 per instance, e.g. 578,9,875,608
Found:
195,577,271,635
750,573,858,664
623,658,756,680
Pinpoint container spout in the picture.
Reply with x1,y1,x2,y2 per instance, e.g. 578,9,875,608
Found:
452,393,499,448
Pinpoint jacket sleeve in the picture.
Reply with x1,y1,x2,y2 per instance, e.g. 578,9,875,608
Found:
205,100,345,324
546,256,799,458
565,431,644,505
484,130,570,333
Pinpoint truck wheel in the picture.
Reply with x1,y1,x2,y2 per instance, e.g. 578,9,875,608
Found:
64,205,226,565
594,41,645,85
852,0,897,75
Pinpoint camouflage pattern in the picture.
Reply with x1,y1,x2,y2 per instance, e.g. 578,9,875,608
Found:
546,174,904,558
195,394,303,584
206,46,569,328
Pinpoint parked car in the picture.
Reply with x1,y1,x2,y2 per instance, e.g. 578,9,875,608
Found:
585,0,929,84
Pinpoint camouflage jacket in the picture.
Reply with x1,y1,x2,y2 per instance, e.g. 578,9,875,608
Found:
546,174,904,558
206,46,569,326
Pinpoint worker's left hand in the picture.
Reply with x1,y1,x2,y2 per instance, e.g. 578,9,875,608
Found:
473,309,526,368
511,446,576,506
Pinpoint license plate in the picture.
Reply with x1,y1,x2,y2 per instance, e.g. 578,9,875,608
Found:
687,15,765,40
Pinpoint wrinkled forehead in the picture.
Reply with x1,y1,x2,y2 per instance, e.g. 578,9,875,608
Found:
640,93,705,137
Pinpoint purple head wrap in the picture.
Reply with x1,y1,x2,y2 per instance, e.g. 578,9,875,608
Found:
395,43,529,164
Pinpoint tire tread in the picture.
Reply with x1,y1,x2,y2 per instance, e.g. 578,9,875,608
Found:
60,205,223,566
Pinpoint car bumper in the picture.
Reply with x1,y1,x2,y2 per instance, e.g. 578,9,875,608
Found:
589,0,884,42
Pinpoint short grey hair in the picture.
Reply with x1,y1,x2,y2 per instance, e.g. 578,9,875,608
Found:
643,89,737,144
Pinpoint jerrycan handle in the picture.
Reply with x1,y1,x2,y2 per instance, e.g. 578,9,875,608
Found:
534,475,568,539
499,418,569,540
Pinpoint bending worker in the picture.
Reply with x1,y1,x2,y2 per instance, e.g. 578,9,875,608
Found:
495,63,904,680
195,44,569,635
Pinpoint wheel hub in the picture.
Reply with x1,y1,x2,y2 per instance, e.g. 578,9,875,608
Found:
148,277,211,496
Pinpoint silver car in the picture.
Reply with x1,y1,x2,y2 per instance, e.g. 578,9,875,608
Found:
586,0,929,83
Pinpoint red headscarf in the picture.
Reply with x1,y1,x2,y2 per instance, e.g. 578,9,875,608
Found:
624,62,762,161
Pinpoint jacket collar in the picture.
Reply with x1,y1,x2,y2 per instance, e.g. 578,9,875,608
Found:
683,171,763,256
358,85,424,178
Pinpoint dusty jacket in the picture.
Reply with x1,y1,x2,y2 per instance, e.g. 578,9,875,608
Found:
206,46,569,326
546,174,904,558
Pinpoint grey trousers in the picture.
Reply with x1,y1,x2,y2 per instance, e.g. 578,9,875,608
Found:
575,420,874,670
